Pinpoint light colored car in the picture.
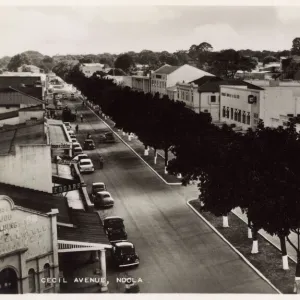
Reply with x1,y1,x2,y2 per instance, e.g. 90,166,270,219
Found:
73,146,83,156
71,153,88,163
94,191,114,208
78,158,94,173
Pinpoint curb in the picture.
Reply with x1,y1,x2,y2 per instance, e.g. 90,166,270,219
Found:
187,199,282,294
231,210,297,264
88,107,181,186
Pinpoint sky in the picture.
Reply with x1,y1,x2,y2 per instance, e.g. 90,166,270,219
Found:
1,4,300,57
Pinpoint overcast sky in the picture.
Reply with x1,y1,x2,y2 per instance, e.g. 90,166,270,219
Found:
1,5,300,57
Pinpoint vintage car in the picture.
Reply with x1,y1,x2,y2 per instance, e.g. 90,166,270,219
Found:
71,153,88,163
83,139,96,150
78,158,94,173
93,191,114,209
111,242,139,268
73,146,83,156
99,132,115,143
90,182,106,201
103,216,127,242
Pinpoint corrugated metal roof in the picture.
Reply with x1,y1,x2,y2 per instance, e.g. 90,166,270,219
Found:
0,76,42,88
57,210,110,245
0,182,71,224
0,87,43,106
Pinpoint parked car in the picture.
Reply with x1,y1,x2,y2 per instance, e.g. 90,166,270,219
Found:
69,133,77,139
111,242,139,268
71,153,88,162
103,216,127,242
71,138,77,143
73,146,83,156
72,142,81,150
93,191,114,209
83,139,96,150
91,182,106,202
64,122,72,130
99,132,115,143
78,158,94,173
68,129,75,135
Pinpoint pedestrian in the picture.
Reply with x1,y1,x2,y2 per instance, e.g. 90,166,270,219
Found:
75,124,79,134
80,114,83,122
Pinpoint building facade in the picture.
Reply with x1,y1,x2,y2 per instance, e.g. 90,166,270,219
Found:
151,64,214,97
0,195,59,294
131,76,151,93
80,63,105,78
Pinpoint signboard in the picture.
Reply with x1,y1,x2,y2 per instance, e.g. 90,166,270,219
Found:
0,198,52,260
248,95,257,104
51,143,71,149
52,182,82,194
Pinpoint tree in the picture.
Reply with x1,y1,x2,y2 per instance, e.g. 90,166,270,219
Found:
262,55,278,66
114,54,134,73
291,38,300,56
0,56,11,69
173,50,189,65
7,53,31,71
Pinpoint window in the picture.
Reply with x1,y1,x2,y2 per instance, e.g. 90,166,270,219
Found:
204,109,208,113
226,107,230,118
211,95,216,103
186,92,189,101
177,91,179,99
43,264,51,288
28,269,36,293
5,106,10,109
227,93,230,97
238,110,241,122
222,106,226,118
191,93,194,102
156,74,162,79
221,93,226,96
234,110,238,121
242,111,246,123
230,108,233,120
247,112,251,125
237,95,240,99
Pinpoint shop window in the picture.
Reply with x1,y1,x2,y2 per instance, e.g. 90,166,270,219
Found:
43,264,51,288
230,108,233,120
211,95,216,103
226,107,230,118
238,110,241,122
28,269,36,293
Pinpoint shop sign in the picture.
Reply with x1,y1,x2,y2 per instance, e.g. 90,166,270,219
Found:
51,143,71,149
52,182,82,194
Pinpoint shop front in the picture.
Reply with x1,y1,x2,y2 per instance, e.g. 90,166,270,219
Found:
0,195,59,294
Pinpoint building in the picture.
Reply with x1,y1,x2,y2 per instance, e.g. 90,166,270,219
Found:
80,63,105,78
0,87,45,126
220,80,300,131
172,76,262,122
131,75,151,93
151,64,214,97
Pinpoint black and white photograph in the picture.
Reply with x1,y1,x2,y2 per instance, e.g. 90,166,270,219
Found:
0,0,300,296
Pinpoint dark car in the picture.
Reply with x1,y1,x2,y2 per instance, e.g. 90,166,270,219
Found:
83,139,96,150
99,132,115,143
111,242,139,268
91,182,106,202
103,216,127,242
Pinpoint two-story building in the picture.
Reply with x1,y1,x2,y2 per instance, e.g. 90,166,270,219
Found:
151,64,214,97
131,75,151,93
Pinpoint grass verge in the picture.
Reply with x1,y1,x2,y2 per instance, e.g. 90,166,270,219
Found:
189,199,296,294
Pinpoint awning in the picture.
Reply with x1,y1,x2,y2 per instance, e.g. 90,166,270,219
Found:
58,240,111,253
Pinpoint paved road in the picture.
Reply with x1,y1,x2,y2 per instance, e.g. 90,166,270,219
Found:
65,99,276,293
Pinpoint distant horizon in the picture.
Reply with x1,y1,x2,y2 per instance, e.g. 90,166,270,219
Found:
0,6,299,57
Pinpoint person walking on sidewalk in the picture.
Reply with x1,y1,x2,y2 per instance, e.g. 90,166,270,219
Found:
80,114,83,122
75,124,79,134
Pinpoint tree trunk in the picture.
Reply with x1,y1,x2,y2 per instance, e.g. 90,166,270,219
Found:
279,235,289,270
248,219,252,239
251,226,259,254
154,148,157,164
164,147,168,174
222,215,229,228
144,145,149,156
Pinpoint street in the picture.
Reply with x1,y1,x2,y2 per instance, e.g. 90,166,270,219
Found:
66,99,277,293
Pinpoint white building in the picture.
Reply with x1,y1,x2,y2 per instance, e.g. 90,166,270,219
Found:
131,75,151,93
151,64,214,97
80,63,105,77
220,80,300,131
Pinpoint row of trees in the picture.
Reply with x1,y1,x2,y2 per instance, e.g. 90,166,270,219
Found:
66,65,300,292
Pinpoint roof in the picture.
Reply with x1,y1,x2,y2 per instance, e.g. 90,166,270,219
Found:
190,75,221,86
57,210,110,245
18,104,44,111
82,63,104,67
0,110,19,121
190,78,264,93
154,64,181,75
104,216,123,220
0,87,44,106
0,122,45,155
0,76,42,88
115,242,133,247
0,182,71,224
48,123,69,144
15,86,43,100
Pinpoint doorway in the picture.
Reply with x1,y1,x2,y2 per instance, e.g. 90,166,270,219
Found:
0,268,18,294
